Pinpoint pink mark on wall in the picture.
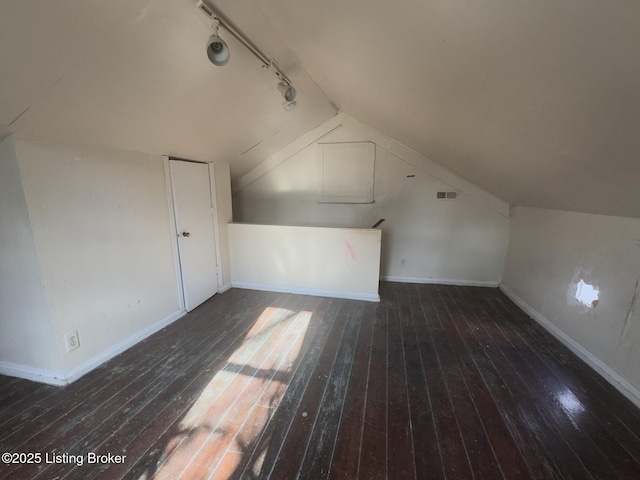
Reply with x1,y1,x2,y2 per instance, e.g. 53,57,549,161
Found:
346,242,356,261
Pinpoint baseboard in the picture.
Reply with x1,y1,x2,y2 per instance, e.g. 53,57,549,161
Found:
0,362,68,386
0,309,187,386
63,309,187,384
499,283,640,409
218,282,232,294
381,275,499,288
231,281,380,303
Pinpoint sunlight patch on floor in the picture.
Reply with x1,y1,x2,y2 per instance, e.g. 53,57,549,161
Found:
147,306,313,480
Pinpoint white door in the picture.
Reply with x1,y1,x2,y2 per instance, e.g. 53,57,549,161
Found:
170,160,219,311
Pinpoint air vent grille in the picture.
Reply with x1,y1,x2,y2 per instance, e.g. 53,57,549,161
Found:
436,191,458,200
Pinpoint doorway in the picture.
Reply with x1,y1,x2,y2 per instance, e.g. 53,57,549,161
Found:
168,159,220,311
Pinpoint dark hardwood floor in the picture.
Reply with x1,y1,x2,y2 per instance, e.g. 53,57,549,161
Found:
2,282,640,479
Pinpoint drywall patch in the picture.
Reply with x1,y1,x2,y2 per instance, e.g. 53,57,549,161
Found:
576,280,599,308
568,268,600,311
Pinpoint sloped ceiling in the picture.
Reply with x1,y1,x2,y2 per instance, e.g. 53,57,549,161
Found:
2,0,639,218
257,0,640,218
0,0,337,175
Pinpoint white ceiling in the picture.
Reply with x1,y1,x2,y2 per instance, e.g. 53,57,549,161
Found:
2,0,639,217
0,0,337,176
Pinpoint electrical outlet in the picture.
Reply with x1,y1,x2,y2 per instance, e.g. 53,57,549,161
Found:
400,257,406,266
65,330,80,352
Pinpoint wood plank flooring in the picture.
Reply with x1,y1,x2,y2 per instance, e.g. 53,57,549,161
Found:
2,282,640,479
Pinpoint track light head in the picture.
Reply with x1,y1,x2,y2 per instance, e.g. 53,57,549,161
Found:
206,33,230,66
206,22,230,66
277,81,296,102
196,2,297,108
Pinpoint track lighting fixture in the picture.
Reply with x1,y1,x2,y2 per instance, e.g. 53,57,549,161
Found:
277,82,296,103
265,59,296,107
196,0,298,108
205,20,230,66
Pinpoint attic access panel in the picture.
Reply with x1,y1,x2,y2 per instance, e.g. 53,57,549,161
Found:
317,142,375,204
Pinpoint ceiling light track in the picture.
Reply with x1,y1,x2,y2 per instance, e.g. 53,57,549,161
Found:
196,1,297,106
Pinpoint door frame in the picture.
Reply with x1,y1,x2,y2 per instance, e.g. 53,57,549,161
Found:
208,162,225,290
163,156,223,312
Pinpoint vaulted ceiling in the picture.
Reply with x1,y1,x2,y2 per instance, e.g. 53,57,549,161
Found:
2,0,639,217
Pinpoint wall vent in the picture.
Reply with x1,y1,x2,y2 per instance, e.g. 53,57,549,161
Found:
436,191,458,200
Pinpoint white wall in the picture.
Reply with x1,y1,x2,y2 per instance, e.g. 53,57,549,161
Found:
228,223,381,302
212,162,233,290
0,137,61,376
233,123,510,286
502,206,640,402
3,136,187,382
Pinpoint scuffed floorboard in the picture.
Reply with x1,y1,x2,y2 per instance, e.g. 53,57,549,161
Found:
2,283,640,479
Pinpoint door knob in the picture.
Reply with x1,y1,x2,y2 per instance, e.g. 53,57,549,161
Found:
182,231,191,237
